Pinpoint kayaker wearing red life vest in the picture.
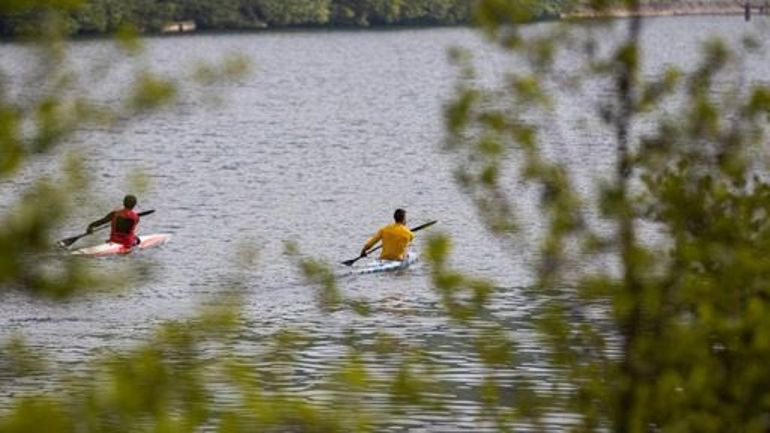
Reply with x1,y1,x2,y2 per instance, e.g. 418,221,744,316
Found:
360,208,415,261
86,195,141,247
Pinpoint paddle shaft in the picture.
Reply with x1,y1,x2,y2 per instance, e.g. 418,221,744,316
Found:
342,220,437,266
58,209,155,248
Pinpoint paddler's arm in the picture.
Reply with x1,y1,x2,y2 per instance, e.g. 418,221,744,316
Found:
86,211,114,234
360,230,382,257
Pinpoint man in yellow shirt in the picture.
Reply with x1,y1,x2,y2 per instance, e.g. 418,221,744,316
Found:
361,208,415,261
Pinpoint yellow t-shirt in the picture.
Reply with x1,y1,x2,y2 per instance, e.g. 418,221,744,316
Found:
364,223,415,261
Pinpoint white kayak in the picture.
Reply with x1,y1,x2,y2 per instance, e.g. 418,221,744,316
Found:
70,234,171,257
351,251,418,275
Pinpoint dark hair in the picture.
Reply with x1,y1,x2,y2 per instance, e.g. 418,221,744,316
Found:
393,208,406,223
123,194,137,209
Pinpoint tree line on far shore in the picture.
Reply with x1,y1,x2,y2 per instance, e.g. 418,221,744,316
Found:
0,0,567,36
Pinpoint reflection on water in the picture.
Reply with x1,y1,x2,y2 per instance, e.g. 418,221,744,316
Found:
1,16,768,430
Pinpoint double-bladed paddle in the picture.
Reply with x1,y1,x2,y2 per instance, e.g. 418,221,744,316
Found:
57,209,155,249
342,220,437,267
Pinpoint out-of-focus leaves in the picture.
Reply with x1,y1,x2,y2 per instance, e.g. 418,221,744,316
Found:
114,23,142,55
746,85,770,118
285,241,343,311
474,325,516,367
0,399,73,433
192,56,251,86
127,72,177,112
443,0,770,431
0,107,22,174
0,337,48,379
427,233,497,322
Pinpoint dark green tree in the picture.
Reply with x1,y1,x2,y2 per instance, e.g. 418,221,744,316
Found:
1,0,484,36
330,0,403,26
251,0,331,26
180,0,244,29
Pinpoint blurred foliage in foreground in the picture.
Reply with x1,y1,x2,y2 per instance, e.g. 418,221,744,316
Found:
447,0,770,431
3,0,770,432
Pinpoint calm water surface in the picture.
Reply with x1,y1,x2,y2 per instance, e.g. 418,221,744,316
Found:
1,16,768,431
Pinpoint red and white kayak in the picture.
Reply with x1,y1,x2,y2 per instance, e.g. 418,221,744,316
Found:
70,234,171,257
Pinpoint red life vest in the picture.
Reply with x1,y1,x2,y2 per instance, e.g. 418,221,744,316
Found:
109,208,139,247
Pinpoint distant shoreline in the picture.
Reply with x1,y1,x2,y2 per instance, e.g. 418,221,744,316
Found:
1,5,767,42
565,1,768,18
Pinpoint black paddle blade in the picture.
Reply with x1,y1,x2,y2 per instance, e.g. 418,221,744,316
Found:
341,255,364,267
57,234,85,249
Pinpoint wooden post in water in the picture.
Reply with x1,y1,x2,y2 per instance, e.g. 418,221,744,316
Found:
746,1,751,21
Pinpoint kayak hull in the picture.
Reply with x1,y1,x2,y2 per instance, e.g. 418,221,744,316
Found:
70,234,171,257
352,251,418,275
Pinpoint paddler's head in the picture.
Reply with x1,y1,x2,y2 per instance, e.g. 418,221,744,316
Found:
123,194,137,210
394,208,406,224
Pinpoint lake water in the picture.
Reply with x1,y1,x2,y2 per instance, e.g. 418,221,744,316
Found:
1,15,768,431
